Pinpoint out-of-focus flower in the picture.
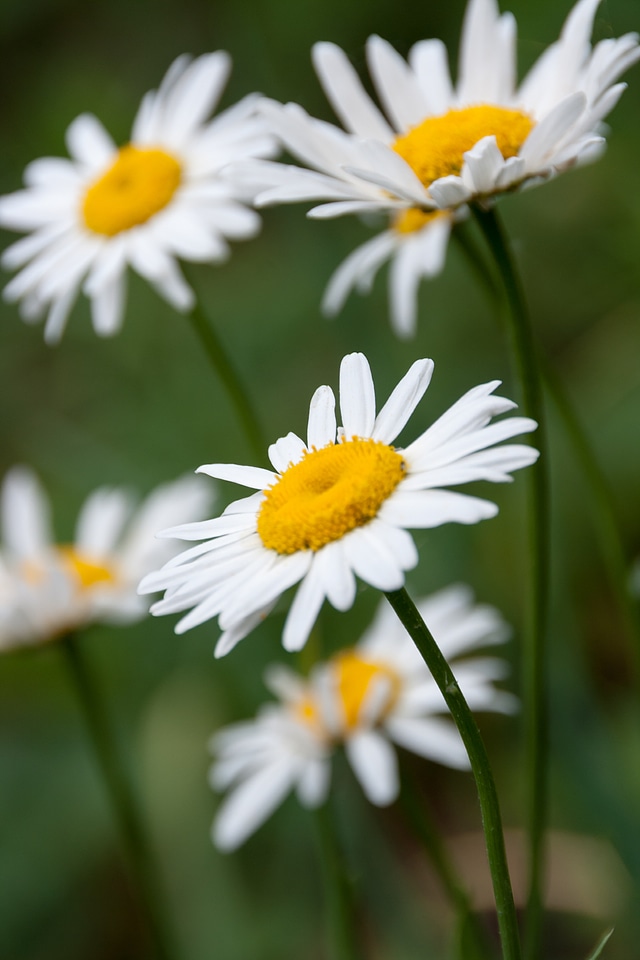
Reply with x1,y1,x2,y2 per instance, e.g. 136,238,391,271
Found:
0,54,276,342
140,352,538,656
210,585,515,849
0,467,211,650
239,0,639,335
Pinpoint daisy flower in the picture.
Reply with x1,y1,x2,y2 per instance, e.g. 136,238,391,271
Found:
0,467,211,651
139,352,538,657
241,0,639,335
0,53,275,342
210,585,515,849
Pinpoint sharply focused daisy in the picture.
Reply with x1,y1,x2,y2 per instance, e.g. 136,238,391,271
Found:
211,585,515,849
241,0,639,335
139,352,538,656
0,467,210,651
0,54,275,342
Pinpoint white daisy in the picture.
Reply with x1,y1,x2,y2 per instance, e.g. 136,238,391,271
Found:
0,53,276,342
240,0,639,335
209,670,331,851
0,467,211,651
139,352,538,657
210,584,514,848
317,584,517,806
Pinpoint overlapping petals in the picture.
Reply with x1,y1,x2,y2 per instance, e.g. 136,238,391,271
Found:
210,585,515,848
0,467,211,650
0,53,276,341
237,0,639,334
140,352,538,656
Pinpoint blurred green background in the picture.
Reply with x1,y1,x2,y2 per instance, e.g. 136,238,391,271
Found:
1,0,640,957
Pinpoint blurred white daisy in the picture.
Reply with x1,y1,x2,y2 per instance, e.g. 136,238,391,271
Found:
0,467,211,651
241,0,639,335
0,53,275,342
139,352,538,656
210,585,515,849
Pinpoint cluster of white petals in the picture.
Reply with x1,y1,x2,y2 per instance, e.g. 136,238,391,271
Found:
0,53,276,342
211,585,516,849
140,352,538,656
0,467,210,650
235,0,639,334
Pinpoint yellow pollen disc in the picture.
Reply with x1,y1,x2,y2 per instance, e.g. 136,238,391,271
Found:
293,694,324,734
257,439,405,555
57,546,115,590
393,104,534,188
333,650,402,731
394,208,447,235
82,145,182,236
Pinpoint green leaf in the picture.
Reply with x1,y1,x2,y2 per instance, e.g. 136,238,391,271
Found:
585,928,614,960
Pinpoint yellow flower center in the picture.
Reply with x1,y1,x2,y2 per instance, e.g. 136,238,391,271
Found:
57,546,116,590
392,104,534,189
82,145,182,236
333,650,402,731
394,208,447,235
257,439,405,555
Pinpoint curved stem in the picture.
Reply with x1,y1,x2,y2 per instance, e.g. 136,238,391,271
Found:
187,299,265,462
62,633,178,960
385,588,521,960
313,802,362,960
399,772,496,960
471,205,549,960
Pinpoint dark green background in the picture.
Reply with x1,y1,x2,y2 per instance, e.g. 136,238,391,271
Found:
1,0,640,957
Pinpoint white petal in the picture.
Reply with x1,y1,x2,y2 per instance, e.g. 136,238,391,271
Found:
341,524,405,591
65,114,116,170
520,93,587,170
75,488,132,556
339,353,376,439
366,35,430,131
268,433,307,473
212,758,297,850
408,40,454,116
1,467,52,559
379,489,498,528
312,42,394,141
462,136,506,194
313,540,356,611
196,463,276,489
345,730,398,805
307,385,337,450
321,231,398,318
386,716,469,769
282,564,326,652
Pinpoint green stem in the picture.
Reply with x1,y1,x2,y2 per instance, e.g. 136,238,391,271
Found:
399,772,496,960
454,222,640,680
543,366,640,679
385,588,521,960
62,634,178,960
313,802,362,960
472,206,550,960
187,299,265,462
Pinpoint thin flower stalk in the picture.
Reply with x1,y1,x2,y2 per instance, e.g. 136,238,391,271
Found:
187,296,265,461
471,205,548,960
62,633,178,960
399,773,496,960
313,802,363,960
385,587,521,960
454,222,640,675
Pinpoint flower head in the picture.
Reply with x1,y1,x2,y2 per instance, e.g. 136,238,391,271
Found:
0,467,211,651
242,0,639,335
210,585,515,849
0,53,276,342
139,352,538,656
